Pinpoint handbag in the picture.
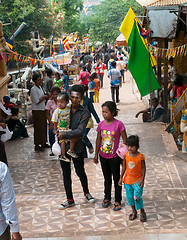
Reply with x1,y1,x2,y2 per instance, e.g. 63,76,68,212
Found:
0,126,13,142
116,144,128,159
86,117,94,128
110,79,120,87
52,141,61,156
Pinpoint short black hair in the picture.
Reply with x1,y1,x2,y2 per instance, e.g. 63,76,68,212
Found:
55,72,60,78
50,86,61,95
126,135,139,149
152,97,159,103
91,72,97,79
102,101,118,116
9,92,15,98
82,65,86,71
70,84,84,97
174,75,183,86
57,92,69,102
63,69,68,75
11,106,19,116
169,56,174,63
46,68,53,77
32,73,40,82
111,61,116,67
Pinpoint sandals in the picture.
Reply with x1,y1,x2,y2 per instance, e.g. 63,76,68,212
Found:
129,212,147,222
140,212,147,222
129,212,137,221
102,199,111,208
102,200,121,210
113,202,121,211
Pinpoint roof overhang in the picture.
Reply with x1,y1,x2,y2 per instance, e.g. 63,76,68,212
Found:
136,0,187,7
147,5,179,39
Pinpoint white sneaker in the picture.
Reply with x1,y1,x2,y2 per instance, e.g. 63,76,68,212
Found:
58,200,75,210
84,193,95,203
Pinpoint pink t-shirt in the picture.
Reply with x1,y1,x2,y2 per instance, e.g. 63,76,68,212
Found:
97,119,125,159
79,71,90,85
45,99,58,115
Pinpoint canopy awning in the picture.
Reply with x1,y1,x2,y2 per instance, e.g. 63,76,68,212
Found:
116,33,127,46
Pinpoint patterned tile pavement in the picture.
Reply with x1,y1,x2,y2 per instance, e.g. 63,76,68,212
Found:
4,77,187,239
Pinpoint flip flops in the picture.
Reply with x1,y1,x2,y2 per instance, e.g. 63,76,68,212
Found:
113,202,121,211
102,199,111,208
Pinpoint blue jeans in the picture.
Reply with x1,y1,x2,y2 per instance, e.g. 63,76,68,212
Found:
120,70,125,82
89,92,95,103
49,127,55,148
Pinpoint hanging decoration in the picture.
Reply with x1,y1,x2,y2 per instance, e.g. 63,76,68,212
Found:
149,43,187,58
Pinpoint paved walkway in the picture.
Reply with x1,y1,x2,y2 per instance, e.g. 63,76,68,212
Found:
5,72,187,240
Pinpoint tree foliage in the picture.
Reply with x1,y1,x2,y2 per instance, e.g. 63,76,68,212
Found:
83,0,143,44
0,0,84,54
54,0,84,34
0,0,54,54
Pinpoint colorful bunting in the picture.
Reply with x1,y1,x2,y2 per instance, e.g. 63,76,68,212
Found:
151,44,187,59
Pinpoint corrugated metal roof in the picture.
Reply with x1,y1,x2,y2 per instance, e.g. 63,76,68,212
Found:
136,0,187,6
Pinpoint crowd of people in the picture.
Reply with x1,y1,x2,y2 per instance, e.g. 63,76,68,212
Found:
0,45,154,239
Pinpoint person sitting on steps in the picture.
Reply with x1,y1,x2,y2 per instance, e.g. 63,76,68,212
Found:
135,97,164,122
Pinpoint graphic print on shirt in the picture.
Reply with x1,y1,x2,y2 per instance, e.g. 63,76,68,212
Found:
128,161,135,169
57,107,70,132
100,130,115,154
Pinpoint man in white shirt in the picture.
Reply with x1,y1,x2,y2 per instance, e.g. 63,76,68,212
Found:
108,61,121,103
116,57,125,83
0,162,22,240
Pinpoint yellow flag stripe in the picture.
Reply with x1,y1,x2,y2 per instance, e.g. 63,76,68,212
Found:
120,7,157,66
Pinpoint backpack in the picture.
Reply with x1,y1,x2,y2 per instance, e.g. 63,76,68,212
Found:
81,73,87,81
89,80,96,90
109,60,115,70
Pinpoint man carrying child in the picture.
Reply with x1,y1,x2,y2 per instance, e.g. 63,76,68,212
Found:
57,85,95,209
52,92,78,162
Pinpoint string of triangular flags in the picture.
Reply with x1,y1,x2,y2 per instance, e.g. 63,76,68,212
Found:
5,49,61,66
149,44,187,58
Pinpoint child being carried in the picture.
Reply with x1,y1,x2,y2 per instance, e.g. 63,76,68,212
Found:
52,92,79,162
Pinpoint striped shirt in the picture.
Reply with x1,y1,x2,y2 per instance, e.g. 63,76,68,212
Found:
61,105,90,153
0,162,20,236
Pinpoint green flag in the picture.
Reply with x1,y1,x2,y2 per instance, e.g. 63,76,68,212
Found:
127,22,160,97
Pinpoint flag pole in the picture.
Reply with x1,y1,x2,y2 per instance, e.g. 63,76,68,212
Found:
10,19,27,120
135,12,153,118
146,11,153,119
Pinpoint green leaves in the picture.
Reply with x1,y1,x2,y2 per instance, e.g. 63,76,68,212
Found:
83,0,143,44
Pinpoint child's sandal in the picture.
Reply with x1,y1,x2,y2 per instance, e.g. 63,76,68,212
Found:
102,199,111,208
140,212,147,222
129,212,137,221
113,202,121,211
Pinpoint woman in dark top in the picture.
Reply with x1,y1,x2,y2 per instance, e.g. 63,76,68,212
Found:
6,107,29,140
62,69,69,93
82,85,100,157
